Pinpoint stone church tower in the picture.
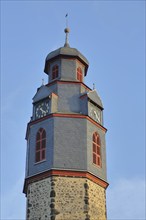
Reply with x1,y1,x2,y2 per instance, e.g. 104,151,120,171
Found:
23,27,108,220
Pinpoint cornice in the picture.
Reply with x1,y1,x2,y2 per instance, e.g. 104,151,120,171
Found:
25,113,107,140
23,169,109,194
45,80,92,91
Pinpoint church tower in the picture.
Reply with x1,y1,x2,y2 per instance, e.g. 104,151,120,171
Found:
23,27,108,220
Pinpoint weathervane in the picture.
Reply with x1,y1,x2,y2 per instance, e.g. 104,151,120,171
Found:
64,13,70,47
65,13,68,28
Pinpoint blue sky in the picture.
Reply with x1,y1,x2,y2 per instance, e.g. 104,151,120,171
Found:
1,1,145,219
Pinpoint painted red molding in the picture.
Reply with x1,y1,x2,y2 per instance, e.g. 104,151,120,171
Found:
26,113,107,140
23,169,109,194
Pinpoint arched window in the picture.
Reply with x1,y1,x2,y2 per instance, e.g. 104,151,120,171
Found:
92,132,101,167
77,67,83,82
35,128,46,163
52,65,59,80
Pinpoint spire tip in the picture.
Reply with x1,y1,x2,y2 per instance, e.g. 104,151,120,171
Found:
64,14,70,47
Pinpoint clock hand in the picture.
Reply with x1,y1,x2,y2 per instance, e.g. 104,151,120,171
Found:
94,111,100,122
96,114,100,121
40,107,45,113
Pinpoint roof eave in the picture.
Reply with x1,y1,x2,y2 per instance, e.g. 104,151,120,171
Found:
44,54,89,75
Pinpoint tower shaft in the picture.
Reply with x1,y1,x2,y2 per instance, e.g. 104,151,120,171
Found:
24,29,108,220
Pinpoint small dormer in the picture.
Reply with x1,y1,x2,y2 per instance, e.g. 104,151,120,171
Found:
80,89,104,125
32,85,58,120
44,28,89,83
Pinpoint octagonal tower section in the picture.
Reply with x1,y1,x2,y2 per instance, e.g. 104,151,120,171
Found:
24,40,108,220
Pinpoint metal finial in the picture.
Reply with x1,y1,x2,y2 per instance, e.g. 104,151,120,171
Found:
42,78,44,85
93,83,95,90
64,13,70,47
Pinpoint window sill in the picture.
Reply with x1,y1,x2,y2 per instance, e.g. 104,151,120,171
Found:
92,162,102,169
34,159,46,165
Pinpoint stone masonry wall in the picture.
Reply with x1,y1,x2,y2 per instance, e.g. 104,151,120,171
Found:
87,179,106,220
26,178,51,220
55,177,86,220
26,176,106,220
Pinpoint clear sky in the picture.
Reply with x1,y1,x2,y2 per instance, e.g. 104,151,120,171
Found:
1,1,145,219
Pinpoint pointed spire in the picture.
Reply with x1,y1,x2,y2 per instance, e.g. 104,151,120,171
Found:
64,13,70,47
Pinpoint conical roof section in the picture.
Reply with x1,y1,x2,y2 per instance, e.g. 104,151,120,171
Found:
45,47,89,65
44,28,89,75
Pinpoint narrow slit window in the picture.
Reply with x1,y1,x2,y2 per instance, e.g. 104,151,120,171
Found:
77,67,83,82
52,65,59,80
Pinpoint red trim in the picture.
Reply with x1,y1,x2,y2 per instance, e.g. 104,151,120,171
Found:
44,55,88,76
23,170,109,194
80,93,87,99
51,113,107,132
26,113,107,140
77,60,84,68
51,92,58,98
52,113,86,119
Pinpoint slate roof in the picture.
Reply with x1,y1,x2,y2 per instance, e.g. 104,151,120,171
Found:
45,47,89,65
33,85,52,103
87,90,103,108
44,46,89,75
86,90,103,109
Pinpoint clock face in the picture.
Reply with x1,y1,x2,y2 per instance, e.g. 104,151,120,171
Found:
35,101,49,119
89,107,101,123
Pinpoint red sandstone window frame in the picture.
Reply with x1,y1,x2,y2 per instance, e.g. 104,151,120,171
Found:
77,67,83,82
52,65,59,80
35,128,46,163
92,132,102,167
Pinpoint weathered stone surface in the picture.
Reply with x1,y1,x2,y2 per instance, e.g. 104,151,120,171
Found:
84,183,89,189
26,178,51,219
26,176,106,220
88,179,106,220
50,190,56,197
50,216,55,220
50,203,55,208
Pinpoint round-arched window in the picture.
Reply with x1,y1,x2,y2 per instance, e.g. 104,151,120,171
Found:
35,128,46,162
92,132,101,167
77,67,83,82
